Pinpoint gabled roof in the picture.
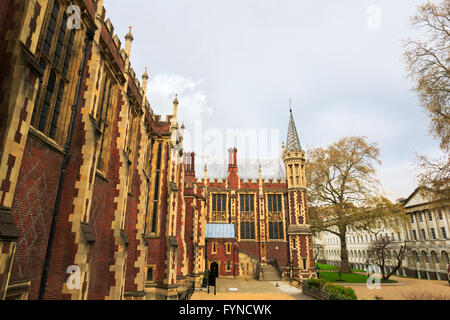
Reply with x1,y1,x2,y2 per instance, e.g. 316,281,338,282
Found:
286,110,302,151
403,186,445,209
205,224,235,239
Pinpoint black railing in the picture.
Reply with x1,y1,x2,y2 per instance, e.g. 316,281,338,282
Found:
179,281,196,301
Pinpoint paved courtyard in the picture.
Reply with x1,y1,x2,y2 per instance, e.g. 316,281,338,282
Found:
345,275,450,300
190,278,316,300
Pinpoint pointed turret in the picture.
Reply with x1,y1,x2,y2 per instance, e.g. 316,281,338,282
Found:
282,106,306,190
286,109,302,152
282,102,315,281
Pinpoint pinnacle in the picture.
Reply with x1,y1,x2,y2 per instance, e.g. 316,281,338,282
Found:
286,109,302,152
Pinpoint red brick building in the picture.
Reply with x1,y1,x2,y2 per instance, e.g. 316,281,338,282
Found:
0,0,206,300
0,0,314,300
194,112,316,281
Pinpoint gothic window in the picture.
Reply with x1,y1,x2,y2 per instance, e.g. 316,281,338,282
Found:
146,266,154,282
144,139,154,178
226,261,232,272
212,243,218,254
211,194,227,222
126,107,138,193
240,194,255,240
149,143,163,234
225,243,232,255
96,71,116,173
126,107,138,159
442,227,447,240
31,0,77,144
268,194,283,240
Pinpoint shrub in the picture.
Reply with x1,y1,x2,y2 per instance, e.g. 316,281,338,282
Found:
324,284,357,300
329,293,356,300
305,278,326,290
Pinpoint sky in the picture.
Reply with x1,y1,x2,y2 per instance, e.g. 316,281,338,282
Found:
103,0,443,201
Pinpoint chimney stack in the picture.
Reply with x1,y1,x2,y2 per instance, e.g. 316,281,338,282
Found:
228,148,238,172
185,152,195,176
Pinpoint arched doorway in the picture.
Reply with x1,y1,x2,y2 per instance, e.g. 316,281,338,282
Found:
210,262,219,278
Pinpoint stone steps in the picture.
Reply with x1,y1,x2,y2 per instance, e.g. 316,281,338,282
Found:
261,265,281,281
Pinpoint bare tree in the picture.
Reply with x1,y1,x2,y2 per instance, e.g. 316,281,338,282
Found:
367,236,408,281
404,0,450,197
404,0,450,151
313,244,324,265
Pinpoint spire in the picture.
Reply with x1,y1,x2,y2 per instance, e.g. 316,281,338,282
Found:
286,107,302,152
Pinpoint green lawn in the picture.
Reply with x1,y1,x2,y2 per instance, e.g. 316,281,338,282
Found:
318,271,397,284
316,263,366,273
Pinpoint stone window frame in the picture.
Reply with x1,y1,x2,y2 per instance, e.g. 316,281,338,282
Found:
211,242,218,255
126,106,139,194
210,193,228,222
146,141,164,237
95,65,118,175
145,265,156,283
266,193,285,241
31,0,79,145
430,228,437,240
421,228,427,240
239,193,256,241
225,242,232,255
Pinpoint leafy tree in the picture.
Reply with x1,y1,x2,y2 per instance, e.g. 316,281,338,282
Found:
306,136,404,273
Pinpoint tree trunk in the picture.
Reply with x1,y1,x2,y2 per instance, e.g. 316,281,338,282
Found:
339,235,351,273
381,257,387,281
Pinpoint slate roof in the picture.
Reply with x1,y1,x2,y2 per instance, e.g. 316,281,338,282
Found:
195,158,286,180
286,110,302,151
205,224,235,239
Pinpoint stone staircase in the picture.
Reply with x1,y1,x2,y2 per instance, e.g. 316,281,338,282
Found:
261,264,282,281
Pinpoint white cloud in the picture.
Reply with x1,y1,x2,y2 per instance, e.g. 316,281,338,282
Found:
302,104,406,149
147,73,213,129
378,161,418,201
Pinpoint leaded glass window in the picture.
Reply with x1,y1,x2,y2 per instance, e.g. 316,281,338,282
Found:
268,194,284,239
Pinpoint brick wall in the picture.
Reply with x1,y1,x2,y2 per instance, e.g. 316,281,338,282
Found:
207,239,238,277
9,134,63,300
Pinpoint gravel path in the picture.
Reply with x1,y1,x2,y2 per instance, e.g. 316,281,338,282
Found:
345,275,450,300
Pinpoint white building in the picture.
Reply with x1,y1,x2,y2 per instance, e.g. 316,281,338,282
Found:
314,187,450,281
